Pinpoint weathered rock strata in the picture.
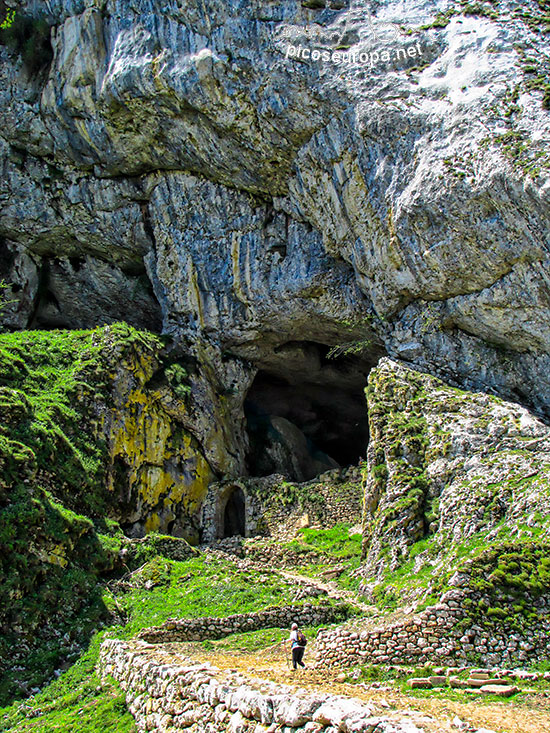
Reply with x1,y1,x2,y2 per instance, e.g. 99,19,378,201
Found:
2,0,550,446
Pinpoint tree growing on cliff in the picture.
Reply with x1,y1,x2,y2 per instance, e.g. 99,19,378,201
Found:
0,6,53,76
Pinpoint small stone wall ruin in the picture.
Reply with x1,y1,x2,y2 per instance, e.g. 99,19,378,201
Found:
137,603,351,644
200,468,363,545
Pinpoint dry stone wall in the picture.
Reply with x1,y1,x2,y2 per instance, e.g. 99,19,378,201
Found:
241,540,334,571
137,603,351,644
314,589,550,670
99,638,425,732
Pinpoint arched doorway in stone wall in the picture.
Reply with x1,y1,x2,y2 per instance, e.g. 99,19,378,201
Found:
223,486,246,538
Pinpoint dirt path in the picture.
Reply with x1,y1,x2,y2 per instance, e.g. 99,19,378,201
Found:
196,550,550,732
279,568,377,613
192,645,550,733
210,548,416,629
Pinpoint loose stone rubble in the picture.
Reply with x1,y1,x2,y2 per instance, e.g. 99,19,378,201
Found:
407,669,522,698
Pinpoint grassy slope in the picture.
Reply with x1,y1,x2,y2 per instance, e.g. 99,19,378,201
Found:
108,553,323,635
0,552,331,732
0,638,136,733
0,325,351,728
0,325,164,704
280,523,363,590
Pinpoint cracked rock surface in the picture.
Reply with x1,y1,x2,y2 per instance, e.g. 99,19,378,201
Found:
2,0,550,470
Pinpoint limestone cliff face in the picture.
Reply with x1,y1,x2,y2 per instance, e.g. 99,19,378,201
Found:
102,332,214,540
362,358,550,589
0,325,214,543
1,0,550,478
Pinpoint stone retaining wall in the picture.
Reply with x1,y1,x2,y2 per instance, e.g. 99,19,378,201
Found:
241,538,332,570
314,589,550,669
138,603,351,644
99,638,424,732
251,470,363,543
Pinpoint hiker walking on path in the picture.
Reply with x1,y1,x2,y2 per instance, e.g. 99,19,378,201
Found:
288,622,307,670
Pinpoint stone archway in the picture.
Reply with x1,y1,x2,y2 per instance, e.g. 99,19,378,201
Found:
222,486,246,538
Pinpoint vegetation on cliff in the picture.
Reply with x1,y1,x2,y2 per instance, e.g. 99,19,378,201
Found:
359,359,550,637
0,324,165,703
0,9,53,75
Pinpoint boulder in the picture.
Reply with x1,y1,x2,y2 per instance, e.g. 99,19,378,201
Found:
480,685,519,697
407,679,432,690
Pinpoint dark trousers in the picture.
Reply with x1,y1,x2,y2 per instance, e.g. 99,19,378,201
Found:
292,645,305,669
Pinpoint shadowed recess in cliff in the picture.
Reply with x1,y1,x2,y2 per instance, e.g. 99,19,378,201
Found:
244,341,380,481
223,486,246,538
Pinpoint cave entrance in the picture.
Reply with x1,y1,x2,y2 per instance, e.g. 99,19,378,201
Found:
244,341,381,482
223,487,246,538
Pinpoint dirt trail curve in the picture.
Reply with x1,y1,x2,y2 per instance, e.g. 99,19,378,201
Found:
206,547,418,631
280,568,376,614
206,546,378,614
193,644,550,733
281,568,422,634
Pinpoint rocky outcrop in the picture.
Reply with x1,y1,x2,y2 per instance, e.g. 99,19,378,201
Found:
1,0,550,460
361,358,550,582
0,323,217,655
104,347,214,540
0,324,216,540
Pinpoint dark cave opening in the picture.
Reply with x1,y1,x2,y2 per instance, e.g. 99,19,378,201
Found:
244,341,380,482
223,487,246,538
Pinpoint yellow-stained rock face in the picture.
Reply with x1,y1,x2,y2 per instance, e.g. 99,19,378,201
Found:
106,351,214,543
0,324,219,699
46,545,69,568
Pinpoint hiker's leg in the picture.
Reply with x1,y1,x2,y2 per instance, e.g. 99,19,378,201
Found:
292,647,298,670
297,647,305,668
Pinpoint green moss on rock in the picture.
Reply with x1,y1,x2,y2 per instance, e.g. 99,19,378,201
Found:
0,324,211,704
361,359,550,615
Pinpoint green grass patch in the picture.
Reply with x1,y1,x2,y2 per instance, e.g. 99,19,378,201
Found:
110,554,311,638
1,549,331,729
278,524,363,591
202,624,321,654
0,635,135,732
288,524,362,560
